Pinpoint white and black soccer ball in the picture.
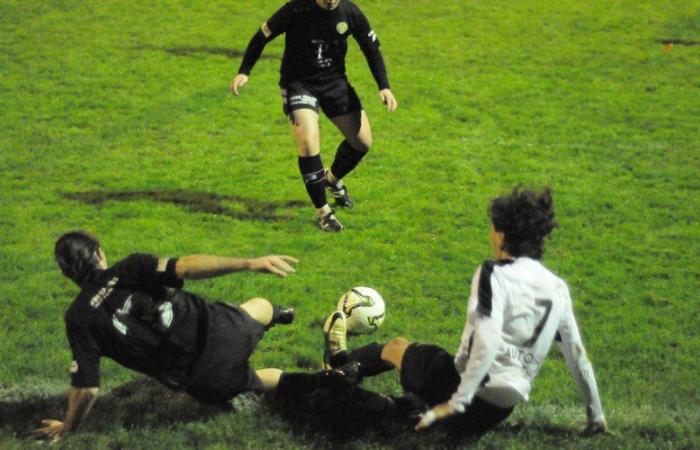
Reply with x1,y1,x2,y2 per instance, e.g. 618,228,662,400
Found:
337,287,385,334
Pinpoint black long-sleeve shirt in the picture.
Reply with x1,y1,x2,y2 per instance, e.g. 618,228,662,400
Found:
238,0,390,89
65,254,206,388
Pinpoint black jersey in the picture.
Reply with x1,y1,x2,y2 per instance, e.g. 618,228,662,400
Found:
64,253,207,388
266,0,382,86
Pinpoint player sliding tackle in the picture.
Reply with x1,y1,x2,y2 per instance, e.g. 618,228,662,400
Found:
322,187,609,437
230,0,397,232
34,231,359,442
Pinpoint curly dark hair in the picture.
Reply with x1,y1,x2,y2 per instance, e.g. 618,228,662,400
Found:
55,230,101,285
489,186,558,259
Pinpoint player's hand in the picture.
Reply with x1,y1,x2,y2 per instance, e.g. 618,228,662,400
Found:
33,419,66,442
582,418,609,436
249,255,298,277
415,403,456,431
379,89,397,112
230,74,249,96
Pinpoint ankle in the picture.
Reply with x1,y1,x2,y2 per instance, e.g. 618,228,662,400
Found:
317,204,332,217
325,169,340,185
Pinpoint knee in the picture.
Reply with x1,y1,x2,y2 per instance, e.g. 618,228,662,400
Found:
382,337,411,359
386,337,410,351
348,135,371,153
241,297,272,320
381,336,411,367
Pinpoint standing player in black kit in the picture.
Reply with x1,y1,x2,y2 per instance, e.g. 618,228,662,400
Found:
230,0,398,232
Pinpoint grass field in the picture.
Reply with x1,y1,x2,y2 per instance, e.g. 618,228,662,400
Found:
1,0,699,448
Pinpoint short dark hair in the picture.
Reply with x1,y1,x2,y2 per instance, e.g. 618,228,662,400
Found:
489,186,558,259
55,231,101,284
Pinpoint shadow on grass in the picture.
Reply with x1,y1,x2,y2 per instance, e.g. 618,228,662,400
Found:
136,44,279,60
656,38,700,46
266,388,581,449
2,378,579,447
0,378,227,439
62,190,307,222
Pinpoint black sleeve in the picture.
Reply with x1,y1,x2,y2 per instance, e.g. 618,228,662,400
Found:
238,30,272,75
361,45,390,90
237,3,291,75
351,5,390,90
66,319,101,387
266,1,294,37
113,253,184,291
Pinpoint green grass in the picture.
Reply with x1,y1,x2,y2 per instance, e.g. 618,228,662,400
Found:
1,0,699,448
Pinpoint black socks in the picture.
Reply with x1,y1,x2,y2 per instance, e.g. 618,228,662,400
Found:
330,140,367,181
266,305,295,330
348,343,393,378
275,369,348,396
330,343,393,379
298,155,327,208
276,372,324,396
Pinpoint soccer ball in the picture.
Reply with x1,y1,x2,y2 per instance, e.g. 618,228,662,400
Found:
337,287,385,334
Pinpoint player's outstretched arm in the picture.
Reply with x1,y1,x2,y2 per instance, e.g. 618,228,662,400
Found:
175,254,298,279
230,23,274,95
557,288,606,434
34,386,99,442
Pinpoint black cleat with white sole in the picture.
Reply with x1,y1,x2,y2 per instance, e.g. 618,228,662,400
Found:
317,210,344,232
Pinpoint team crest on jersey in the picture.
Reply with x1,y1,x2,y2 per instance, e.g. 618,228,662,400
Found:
336,21,348,34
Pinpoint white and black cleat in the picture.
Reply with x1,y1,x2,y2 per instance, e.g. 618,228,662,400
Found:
316,209,344,232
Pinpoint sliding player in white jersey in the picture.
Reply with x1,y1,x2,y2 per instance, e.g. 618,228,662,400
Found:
322,186,608,437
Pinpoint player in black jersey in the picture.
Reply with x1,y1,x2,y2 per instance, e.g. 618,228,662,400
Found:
230,0,397,232
34,231,359,442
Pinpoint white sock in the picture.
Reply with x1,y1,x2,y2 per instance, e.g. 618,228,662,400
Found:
316,204,332,217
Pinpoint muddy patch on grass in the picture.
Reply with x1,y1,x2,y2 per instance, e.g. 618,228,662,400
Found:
1,378,228,439
62,190,306,222
135,44,279,60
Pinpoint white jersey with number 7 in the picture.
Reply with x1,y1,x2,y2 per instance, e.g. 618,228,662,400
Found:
448,257,605,423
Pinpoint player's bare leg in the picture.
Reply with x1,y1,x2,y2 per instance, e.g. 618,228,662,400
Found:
290,109,343,231
380,337,411,370
326,110,373,208
240,297,295,328
330,109,373,157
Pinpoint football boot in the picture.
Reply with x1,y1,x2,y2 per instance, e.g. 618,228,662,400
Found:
323,311,347,370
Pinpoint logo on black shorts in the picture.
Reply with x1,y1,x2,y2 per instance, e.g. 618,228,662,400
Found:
336,21,348,34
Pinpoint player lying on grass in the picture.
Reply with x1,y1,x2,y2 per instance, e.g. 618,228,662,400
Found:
230,0,398,232
322,187,608,436
34,231,358,442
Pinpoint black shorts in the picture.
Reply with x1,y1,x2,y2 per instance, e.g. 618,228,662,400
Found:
281,78,362,119
400,343,514,433
185,303,265,404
